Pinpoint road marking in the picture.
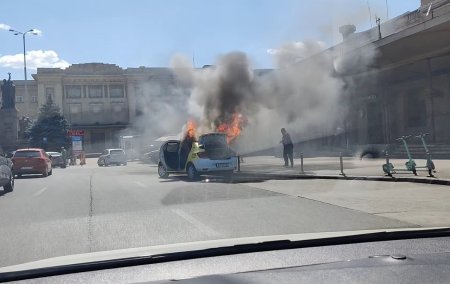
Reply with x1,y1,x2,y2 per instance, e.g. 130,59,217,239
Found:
171,208,220,237
134,181,147,188
33,187,48,197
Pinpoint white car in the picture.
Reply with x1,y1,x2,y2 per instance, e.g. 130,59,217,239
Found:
158,133,238,180
97,149,127,166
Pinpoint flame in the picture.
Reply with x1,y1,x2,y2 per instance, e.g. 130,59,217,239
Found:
216,113,244,144
184,119,197,141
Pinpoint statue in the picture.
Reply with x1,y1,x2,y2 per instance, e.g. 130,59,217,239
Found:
1,73,16,110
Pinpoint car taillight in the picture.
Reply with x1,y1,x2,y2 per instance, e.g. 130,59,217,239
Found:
197,151,208,158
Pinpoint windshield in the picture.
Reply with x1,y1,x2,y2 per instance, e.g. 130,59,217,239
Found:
13,151,40,158
1,0,450,273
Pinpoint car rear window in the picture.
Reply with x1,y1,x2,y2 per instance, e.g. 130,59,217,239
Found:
110,150,124,155
14,151,41,158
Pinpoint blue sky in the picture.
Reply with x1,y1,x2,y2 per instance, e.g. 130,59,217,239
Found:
1,0,420,80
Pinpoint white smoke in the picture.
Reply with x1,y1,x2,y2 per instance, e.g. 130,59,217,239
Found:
169,36,378,154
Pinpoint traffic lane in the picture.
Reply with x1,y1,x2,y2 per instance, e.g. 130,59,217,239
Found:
244,179,450,227
0,166,91,226
87,165,412,253
0,163,414,267
0,166,92,267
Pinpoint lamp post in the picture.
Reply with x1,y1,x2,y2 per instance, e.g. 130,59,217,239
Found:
9,28,39,100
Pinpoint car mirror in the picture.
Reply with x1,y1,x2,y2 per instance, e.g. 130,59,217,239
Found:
48,155,53,158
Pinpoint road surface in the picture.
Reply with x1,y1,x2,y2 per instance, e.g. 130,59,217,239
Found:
2,159,444,268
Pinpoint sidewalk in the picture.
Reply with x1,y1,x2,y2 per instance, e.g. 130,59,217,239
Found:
238,156,450,184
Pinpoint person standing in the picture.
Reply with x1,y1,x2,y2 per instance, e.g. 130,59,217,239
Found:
280,128,294,167
61,147,68,166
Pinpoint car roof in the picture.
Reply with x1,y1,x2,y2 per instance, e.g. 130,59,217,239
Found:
200,132,226,137
15,148,44,152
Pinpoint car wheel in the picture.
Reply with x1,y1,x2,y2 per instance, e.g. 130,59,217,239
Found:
158,163,169,178
4,174,14,192
123,162,127,166
49,168,53,176
187,164,198,180
43,168,48,177
61,164,66,169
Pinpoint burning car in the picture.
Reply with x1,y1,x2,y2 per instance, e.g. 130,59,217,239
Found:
157,133,238,180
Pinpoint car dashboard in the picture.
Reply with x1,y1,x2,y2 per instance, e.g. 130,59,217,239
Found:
7,235,450,283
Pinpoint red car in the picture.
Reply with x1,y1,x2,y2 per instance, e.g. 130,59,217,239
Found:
12,148,53,177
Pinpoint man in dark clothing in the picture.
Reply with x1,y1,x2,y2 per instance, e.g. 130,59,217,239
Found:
280,128,294,167
61,147,68,166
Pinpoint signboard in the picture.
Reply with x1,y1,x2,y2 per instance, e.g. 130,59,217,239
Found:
68,130,85,136
72,136,83,153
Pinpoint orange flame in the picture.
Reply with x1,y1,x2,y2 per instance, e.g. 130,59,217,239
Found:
216,113,244,144
185,119,197,141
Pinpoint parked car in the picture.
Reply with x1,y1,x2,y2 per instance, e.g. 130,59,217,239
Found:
46,152,66,168
12,148,52,177
157,133,238,180
97,149,127,166
0,152,14,192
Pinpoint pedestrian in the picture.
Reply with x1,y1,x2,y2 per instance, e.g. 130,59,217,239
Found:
280,128,294,167
61,147,68,166
79,151,86,166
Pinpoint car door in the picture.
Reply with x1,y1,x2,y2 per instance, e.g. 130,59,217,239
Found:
161,141,180,171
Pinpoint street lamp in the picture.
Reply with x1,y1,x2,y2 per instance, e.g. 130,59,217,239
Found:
9,28,39,100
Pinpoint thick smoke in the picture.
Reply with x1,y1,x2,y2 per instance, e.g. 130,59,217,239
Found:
123,75,189,142
170,36,376,154
127,15,378,154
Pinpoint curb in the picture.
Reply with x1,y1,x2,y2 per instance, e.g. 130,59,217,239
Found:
233,171,450,186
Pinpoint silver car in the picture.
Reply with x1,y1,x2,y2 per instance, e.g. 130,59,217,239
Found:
97,149,127,166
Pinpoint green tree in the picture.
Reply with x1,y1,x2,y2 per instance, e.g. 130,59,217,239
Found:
26,98,70,150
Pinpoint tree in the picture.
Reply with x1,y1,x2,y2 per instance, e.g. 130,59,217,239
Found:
26,98,70,150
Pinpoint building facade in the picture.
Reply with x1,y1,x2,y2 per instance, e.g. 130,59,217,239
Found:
10,63,182,153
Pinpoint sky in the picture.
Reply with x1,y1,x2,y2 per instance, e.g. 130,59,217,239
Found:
0,0,420,80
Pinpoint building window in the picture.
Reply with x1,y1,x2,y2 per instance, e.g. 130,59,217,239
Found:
69,103,82,114
45,87,55,101
109,85,124,98
111,102,124,113
88,85,103,98
15,96,24,103
66,85,82,98
89,103,104,114
31,96,38,103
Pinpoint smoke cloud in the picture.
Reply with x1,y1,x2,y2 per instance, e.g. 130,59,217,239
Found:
128,13,379,155
169,36,377,154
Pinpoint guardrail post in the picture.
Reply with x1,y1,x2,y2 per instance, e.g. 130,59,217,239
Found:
300,152,304,174
339,152,345,176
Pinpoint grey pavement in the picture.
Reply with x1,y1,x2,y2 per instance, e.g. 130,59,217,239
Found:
0,158,447,268
240,156,450,180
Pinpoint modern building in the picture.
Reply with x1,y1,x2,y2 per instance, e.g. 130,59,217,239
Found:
343,0,450,146
295,0,450,151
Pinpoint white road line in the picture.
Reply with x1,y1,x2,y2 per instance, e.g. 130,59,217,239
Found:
171,208,220,237
134,181,147,188
33,187,48,197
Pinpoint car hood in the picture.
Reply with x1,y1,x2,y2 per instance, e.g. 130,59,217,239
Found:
0,227,447,273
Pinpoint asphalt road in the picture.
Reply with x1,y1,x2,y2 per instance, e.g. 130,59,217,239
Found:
0,160,414,268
